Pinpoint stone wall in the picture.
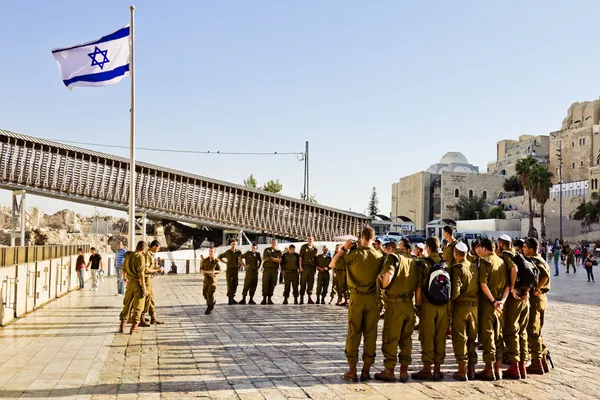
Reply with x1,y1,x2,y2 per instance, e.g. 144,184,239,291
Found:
549,125,599,184
500,193,585,219
440,172,506,221
391,171,431,231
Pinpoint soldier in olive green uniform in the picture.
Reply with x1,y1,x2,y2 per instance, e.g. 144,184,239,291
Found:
523,237,551,375
565,245,576,273
315,247,331,304
282,244,301,304
476,238,510,381
140,240,165,326
261,239,282,305
412,237,449,382
442,226,458,267
331,227,383,383
299,236,318,304
239,244,262,305
498,235,530,380
373,239,385,317
329,245,341,304
118,241,148,334
334,249,349,306
201,247,221,315
218,240,243,305
450,242,479,381
374,241,421,383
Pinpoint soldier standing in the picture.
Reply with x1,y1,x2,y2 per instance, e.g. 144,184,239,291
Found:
565,245,576,274
261,239,282,305
442,226,458,266
523,237,551,375
476,238,509,381
299,235,318,304
373,239,385,318
450,241,479,381
315,246,331,304
139,240,165,327
118,241,148,334
201,247,221,315
331,227,383,382
282,244,301,304
218,240,243,305
374,241,421,383
329,244,341,304
334,245,349,307
239,244,262,305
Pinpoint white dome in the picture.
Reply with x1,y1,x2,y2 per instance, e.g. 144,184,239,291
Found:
453,165,475,173
440,152,468,165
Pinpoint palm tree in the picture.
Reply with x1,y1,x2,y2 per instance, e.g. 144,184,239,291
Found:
531,164,553,239
515,156,539,237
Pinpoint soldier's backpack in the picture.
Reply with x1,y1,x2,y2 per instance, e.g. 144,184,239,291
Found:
424,258,451,305
513,253,540,290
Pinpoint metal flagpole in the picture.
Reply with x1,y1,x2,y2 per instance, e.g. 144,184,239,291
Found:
128,5,136,250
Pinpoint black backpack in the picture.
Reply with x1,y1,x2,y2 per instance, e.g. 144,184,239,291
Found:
424,258,451,305
512,253,540,290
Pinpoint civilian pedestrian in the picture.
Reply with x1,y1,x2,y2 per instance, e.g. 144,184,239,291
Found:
115,242,126,295
86,247,103,291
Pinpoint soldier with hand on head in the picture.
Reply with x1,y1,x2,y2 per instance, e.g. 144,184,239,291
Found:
218,240,243,305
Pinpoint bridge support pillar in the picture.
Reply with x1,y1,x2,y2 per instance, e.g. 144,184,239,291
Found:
10,191,26,247
134,212,147,246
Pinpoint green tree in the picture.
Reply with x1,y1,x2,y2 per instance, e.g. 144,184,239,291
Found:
516,156,539,237
243,174,257,188
368,187,379,216
300,193,318,204
503,175,523,193
574,193,600,227
531,164,553,239
488,206,506,219
454,196,487,220
262,179,283,194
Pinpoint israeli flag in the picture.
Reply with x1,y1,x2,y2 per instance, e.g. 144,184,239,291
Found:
52,25,130,89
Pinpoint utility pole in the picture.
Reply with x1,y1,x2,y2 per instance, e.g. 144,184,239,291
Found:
556,141,563,240
303,141,309,200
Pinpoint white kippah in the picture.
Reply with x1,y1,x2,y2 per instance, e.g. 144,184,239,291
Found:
416,243,425,250
500,234,512,242
455,242,468,253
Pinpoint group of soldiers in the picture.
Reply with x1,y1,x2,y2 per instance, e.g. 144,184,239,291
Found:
336,225,551,383
118,240,165,334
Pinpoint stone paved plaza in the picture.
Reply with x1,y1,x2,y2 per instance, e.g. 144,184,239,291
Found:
1,269,599,399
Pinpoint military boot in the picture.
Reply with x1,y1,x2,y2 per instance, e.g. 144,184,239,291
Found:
399,364,409,383
260,296,267,305
344,363,358,382
150,318,164,325
283,297,288,305
204,306,211,315
308,295,314,304
503,361,521,380
129,322,140,334
467,362,476,380
139,319,150,328
526,359,545,375
374,367,396,382
118,320,125,334
238,296,247,305
248,297,256,305
294,297,298,304
267,296,274,305
321,295,326,304
433,364,444,381
452,363,467,381
228,297,234,305
411,363,433,381
494,360,503,380
360,363,372,382
542,355,550,373
474,362,496,381
231,297,238,305
518,362,528,379
300,296,304,305
315,297,321,304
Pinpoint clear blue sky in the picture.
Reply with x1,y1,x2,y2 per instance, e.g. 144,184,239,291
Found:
1,1,599,218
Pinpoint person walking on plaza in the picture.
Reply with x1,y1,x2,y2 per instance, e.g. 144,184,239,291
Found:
261,239,282,305
565,245,576,274
115,241,126,295
552,246,561,276
584,252,596,282
119,241,148,334
315,246,331,304
240,244,262,305
574,245,581,266
86,247,103,291
218,240,243,305
76,248,86,290
331,227,383,383
201,247,221,315
523,237,552,375
299,235,318,304
449,241,479,381
374,241,421,383
139,240,165,326
281,244,301,304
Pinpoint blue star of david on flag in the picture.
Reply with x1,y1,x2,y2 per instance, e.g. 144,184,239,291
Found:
88,46,110,70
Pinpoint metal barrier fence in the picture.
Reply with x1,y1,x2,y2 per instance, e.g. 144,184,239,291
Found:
0,245,91,268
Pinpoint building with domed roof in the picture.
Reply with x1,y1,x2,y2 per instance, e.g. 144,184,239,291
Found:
391,152,506,233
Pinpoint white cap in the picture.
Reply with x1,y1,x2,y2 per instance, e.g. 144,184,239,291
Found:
455,242,468,253
416,243,425,250
499,234,512,242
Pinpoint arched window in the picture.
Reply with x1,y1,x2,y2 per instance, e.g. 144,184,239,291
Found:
482,190,487,200
500,169,506,176
455,189,460,198
469,190,473,199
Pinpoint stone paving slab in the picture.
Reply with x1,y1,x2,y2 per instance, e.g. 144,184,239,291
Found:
0,269,599,399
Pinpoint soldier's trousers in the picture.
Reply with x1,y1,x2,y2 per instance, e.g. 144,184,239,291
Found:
336,269,348,302
119,280,145,322
451,302,478,365
418,302,449,365
567,257,576,273
283,271,299,298
480,302,504,363
142,276,156,318
315,272,330,299
329,271,337,299
504,296,530,362
300,267,315,296
226,268,239,298
242,268,259,298
346,292,379,365
381,299,415,368
262,268,278,297
203,275,216,305
528,293,547,361
376,279,384,313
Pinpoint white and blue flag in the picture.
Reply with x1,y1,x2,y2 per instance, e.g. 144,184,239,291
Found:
52,25,130,89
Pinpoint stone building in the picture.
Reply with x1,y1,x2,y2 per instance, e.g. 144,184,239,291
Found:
487,134,549,176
